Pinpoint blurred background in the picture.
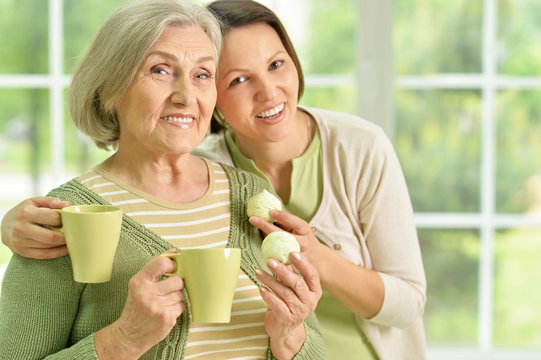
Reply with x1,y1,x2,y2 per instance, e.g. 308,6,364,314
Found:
0,0,540,359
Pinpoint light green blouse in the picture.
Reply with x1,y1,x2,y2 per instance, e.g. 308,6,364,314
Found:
224,127,377,360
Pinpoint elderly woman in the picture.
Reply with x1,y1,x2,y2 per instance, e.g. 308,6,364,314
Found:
0,1,323,359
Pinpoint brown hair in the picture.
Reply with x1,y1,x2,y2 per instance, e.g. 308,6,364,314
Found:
207,0,304,133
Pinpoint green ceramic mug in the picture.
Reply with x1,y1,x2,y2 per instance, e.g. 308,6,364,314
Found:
52,205,122,283
162,248,241,323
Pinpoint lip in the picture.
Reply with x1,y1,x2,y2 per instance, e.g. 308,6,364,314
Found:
160,114,197,128
255,102,286,125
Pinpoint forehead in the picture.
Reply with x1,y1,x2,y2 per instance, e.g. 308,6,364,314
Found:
149,25,216,61
220,23,284,64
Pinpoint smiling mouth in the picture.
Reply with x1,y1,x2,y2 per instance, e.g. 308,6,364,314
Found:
161,116,195,124
256,103,285,119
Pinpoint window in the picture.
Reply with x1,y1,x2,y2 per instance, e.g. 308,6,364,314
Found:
1,1,540,359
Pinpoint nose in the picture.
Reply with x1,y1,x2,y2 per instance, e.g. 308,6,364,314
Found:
170,75,194,106
254,76,277,102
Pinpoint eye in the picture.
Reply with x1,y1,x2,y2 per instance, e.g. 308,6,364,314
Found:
269,60,283,70
229,76,248,87
196,70,213,80
151,65,169,76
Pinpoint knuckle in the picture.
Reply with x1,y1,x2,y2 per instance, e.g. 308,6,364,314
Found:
43,231,59,245
128,276,143,290
293,277,305,292
11,223,25,239
19,206,32,220
282,287,297,302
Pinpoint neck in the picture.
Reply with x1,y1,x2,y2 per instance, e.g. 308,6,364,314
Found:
232,109,313,202
101,145,208,203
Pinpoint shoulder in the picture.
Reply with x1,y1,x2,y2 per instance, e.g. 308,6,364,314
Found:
47,177,108,206
303,106,387,144
47,178,86,199
302,106,393,157
192,132,232,164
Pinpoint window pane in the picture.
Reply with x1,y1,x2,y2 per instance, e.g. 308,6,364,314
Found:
498,1,541,76
300,86,357,115
0,0,48,74
493,228,541,348
420,229,480,346
0,89,49,179
395,89,481,212
64,0,126,73
304,0,356,75
394,0,482,75
0,89,49,247
496,90,541,214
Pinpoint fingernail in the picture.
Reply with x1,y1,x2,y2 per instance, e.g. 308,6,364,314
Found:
291,252,301,261
268,259,279,268
255,269,264,276
270,210,279,217
249,216,259,225
259,286,267,293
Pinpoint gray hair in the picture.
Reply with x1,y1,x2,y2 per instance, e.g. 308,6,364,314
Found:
68,0,222,150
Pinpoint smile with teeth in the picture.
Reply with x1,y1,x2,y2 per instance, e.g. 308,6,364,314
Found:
256,103,285,119
161,116,194,124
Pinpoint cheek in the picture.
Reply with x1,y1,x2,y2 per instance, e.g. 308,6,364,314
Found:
202,87,217,115
216,91,239,118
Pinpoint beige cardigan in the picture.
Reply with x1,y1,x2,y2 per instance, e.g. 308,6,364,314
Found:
193,106,427,360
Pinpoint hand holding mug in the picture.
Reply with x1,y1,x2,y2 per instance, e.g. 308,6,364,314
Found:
0,197,69,259
95,252,185,359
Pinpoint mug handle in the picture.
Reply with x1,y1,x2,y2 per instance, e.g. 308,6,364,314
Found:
160,252,183,277
45,209,64,233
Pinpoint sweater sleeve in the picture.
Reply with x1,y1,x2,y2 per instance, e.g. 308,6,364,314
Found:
357,128,426,329
222,166,326,360
0,254,98,359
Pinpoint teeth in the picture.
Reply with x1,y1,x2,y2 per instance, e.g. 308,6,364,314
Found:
257,103,284,118
162,116,194,123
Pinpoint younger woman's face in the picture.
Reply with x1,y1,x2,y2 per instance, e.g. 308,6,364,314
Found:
215,22,299,144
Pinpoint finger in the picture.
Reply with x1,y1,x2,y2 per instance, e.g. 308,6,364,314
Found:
256,262,304,307
14,224,66,247
269,210,311,235
157,275,185,295
15,204,63,228
143,255,177,281
259,286,291,315
32,208,64,227
289,252,321,295
30,197,70,210
249,216,283,236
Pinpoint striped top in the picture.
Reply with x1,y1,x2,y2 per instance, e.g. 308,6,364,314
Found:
79,158,268,359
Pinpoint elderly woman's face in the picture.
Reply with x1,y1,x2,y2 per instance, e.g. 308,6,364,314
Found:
115,25,217,156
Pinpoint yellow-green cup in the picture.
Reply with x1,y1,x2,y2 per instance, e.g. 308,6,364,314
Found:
52,205,122,283
162,248,241,323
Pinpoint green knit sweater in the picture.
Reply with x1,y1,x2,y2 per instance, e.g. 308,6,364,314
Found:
0,164,324,359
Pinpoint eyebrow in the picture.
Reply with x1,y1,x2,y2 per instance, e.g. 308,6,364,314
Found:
220,50,286,79
146,50,215,64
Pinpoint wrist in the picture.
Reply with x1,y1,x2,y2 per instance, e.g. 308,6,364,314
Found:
94,321,145,360
269,323,305,360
